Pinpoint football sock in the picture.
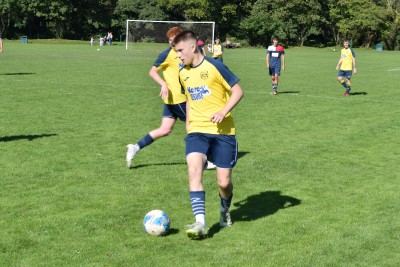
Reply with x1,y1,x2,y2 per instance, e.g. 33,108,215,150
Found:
220,193,233,213
137,134,154,149
190,191,206,225
340,80,347,89
272,83,277,91
346,86,351,94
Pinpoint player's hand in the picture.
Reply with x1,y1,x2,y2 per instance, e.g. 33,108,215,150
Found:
210,112,226,123
353,67,357,75
336,65,339,70
282,65,285,71
159,85,169,100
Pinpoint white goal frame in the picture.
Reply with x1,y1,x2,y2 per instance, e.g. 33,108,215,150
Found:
125,19,215,50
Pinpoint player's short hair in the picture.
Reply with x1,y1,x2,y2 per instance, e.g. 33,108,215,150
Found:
166,27,183,38
343,38,350,42
172,30,198,46
273,36,280,41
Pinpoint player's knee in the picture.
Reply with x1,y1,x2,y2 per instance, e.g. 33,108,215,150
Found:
157,127,172,137
217,178,232,191
188,166,202,180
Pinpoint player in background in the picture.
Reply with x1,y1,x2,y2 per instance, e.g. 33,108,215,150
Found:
126,27,216,170
212,38,224,62
336,38,357,96
266,36,285,95
196,34,207,55
173,30,244,239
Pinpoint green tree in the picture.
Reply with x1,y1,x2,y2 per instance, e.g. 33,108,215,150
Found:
112,0,167,30
381,0,400,50
157,0,210,21
25,0,76,38
240,0,325,46
207,0,256,39
240,0,282,46
280,0,326,46
0,0,28,37
333,0,385,48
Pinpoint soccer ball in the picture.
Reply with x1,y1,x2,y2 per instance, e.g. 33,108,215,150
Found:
143,210,170,236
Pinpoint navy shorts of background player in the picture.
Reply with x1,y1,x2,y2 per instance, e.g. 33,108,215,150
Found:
337,70,352,80
269,66,281,76
162,102,187,121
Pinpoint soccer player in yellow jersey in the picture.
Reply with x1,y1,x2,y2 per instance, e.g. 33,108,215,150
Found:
212,38,223,62
126,27,216,169
173,30,244,239
126,27,187,167
336,38,357,96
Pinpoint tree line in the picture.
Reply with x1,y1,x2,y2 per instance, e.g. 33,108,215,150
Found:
1,0,399,49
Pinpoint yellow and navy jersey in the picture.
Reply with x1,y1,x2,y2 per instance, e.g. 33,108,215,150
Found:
179,57,239,135
154,47,187,104
212,44,223,58
340,47,356,71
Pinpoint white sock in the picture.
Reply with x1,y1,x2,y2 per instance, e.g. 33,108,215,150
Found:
195,214,205,225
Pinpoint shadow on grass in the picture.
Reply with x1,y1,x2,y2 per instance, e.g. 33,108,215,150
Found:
278,91,300,94
0,134,58,142
131,162,186,169
350,91,368,96
165,228,180,236
0,72,36,75
207,191,301,238
132,152,249,169
238,151,249,159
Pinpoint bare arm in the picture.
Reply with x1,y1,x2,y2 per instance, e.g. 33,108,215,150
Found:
149,66,168,100
336,58,342,70
353,57,357,74
281,54,285,71
266,54,270,68
186,100,190,133
210,83,244,123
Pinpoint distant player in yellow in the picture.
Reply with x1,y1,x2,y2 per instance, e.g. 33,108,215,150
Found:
336,38,357,96
173,30,244,239
212,38,223,62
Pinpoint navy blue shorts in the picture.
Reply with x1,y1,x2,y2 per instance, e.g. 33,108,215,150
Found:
162,102,186,121
185,133,238,169
338,70,352,79
269,66,281,76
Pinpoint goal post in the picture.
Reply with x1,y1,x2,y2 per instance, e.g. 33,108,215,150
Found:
125,20,215,50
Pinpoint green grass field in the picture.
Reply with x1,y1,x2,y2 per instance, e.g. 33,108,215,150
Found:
1,41,399,266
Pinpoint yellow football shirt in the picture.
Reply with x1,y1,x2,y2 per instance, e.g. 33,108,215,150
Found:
213,44,223,58
154,47,187,104
179,57,239,135
340,47,356,71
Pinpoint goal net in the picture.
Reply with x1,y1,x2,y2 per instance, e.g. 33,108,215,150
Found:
125,20,215,50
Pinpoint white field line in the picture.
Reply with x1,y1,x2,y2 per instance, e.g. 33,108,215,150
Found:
245,91,399,103
388,68,400,72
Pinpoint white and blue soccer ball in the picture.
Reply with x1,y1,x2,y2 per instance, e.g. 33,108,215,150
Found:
143,209,170,236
